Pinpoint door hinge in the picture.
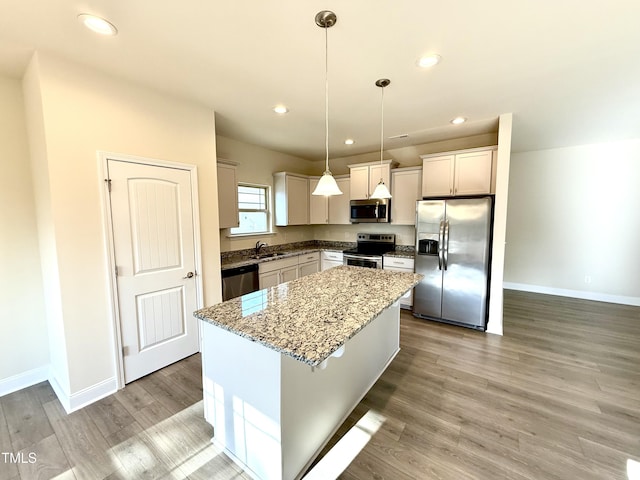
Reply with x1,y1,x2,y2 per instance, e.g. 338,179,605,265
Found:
105,178,112,192
122,346,129,356
114,265,119,276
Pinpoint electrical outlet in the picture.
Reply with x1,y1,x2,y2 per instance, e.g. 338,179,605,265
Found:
584,275,592,284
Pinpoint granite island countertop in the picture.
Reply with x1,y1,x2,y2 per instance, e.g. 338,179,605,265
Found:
194,265,422,367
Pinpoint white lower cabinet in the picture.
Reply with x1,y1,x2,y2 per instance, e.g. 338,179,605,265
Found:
298,252,320,277
259,256,299,289
383,256,415,309
258,252,321,288
321,251,344,271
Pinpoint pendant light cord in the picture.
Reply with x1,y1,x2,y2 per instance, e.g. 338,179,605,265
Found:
380,84,385,165
324,23,330,173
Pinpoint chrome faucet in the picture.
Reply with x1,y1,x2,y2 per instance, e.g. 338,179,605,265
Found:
255,241,268,255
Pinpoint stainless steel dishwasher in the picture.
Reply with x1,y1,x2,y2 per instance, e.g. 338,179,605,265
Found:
221,264,259,301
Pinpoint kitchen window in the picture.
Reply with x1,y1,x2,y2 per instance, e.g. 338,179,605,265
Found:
230,183,271,236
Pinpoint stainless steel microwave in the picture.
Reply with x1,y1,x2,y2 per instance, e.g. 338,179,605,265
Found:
350,199,391,223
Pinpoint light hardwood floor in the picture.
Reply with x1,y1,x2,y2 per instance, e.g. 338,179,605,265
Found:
1,290,639,479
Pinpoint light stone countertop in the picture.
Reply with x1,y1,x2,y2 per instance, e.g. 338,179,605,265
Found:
194,265,423,366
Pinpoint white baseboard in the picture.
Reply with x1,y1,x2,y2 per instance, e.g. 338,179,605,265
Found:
1,366,118,413
48,372,118,413
504,282,640,307
0,366,49,397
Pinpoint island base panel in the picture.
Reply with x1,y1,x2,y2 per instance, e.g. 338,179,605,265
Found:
201,302,401,480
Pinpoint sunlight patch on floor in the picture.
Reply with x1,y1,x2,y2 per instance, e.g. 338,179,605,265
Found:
303,409,386,480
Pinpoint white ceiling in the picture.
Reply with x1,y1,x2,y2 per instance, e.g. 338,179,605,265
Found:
1,1,639,160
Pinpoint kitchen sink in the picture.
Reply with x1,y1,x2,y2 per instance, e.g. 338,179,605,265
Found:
250,252,287,259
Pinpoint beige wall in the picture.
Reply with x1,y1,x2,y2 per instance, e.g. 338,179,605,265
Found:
21,52,220,405
0,75,49,385
505,139,640,304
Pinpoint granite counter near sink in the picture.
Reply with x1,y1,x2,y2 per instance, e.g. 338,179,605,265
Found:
221,240,415,270
220,240,354,270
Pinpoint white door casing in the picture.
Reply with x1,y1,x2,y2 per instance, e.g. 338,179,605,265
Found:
106,158,201,384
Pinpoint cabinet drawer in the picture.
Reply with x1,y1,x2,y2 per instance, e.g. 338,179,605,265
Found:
322,251,343,262
298,252,320,264
258,256,299,274
383,256,414,270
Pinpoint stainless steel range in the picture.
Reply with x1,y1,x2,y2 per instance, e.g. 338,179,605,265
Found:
343,233,396,269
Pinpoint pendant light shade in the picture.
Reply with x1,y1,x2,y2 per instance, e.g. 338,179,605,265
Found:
369,78,392,200
314,171,344,196
312,10,343,196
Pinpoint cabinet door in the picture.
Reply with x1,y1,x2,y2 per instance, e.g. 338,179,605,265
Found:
259,271,279,289
369,164,390,197
287,175,309,225
280,265,298,284
383,258,415,308
350,166,370,200
328,177,350,224
454,150,492,195
309,178,328,224
422,155,454,197
217,163,239,228
299,261,319,277
391,169,421,225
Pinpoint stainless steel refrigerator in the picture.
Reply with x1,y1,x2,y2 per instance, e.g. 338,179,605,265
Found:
413,196,493,330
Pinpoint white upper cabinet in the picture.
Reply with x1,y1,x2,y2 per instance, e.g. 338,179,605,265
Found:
309,175,350,224
349,165,370,200
391,167,422,225
421,155,454,197
274,172,309,226
454,150,493,195
328,177,350,225
309,177,328,224
217,161,239,229
348,160,393,200
421,148,495,197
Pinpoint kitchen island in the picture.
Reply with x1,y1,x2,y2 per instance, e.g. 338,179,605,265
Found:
194,265,422,480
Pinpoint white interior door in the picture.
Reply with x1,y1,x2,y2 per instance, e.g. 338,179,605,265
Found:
108,159,200,383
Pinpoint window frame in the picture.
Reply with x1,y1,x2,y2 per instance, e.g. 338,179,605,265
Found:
229,182,273,237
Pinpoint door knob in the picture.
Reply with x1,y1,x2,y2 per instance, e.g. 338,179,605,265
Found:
183,271,194,279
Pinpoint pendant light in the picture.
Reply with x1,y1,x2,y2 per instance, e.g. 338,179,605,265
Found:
312,10,343,196
370,78,392,199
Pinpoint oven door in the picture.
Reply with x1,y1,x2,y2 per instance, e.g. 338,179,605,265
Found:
343,254,383,269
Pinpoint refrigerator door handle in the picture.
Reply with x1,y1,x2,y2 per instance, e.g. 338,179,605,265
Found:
443,220,450,270
438,220,444,270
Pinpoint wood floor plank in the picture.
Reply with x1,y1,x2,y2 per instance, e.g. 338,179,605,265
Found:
0,401,19,480
112,382,155,416
2,385,54,452
16,434,75,480
43,399,122,479
518,432,626,480
84,395,136,439
104,422,176,480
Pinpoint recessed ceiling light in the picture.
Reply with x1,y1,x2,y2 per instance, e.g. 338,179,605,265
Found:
273,105,289,114
344,139,355,145
450,116,467,125
417,54,441,68
78,14,118,36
